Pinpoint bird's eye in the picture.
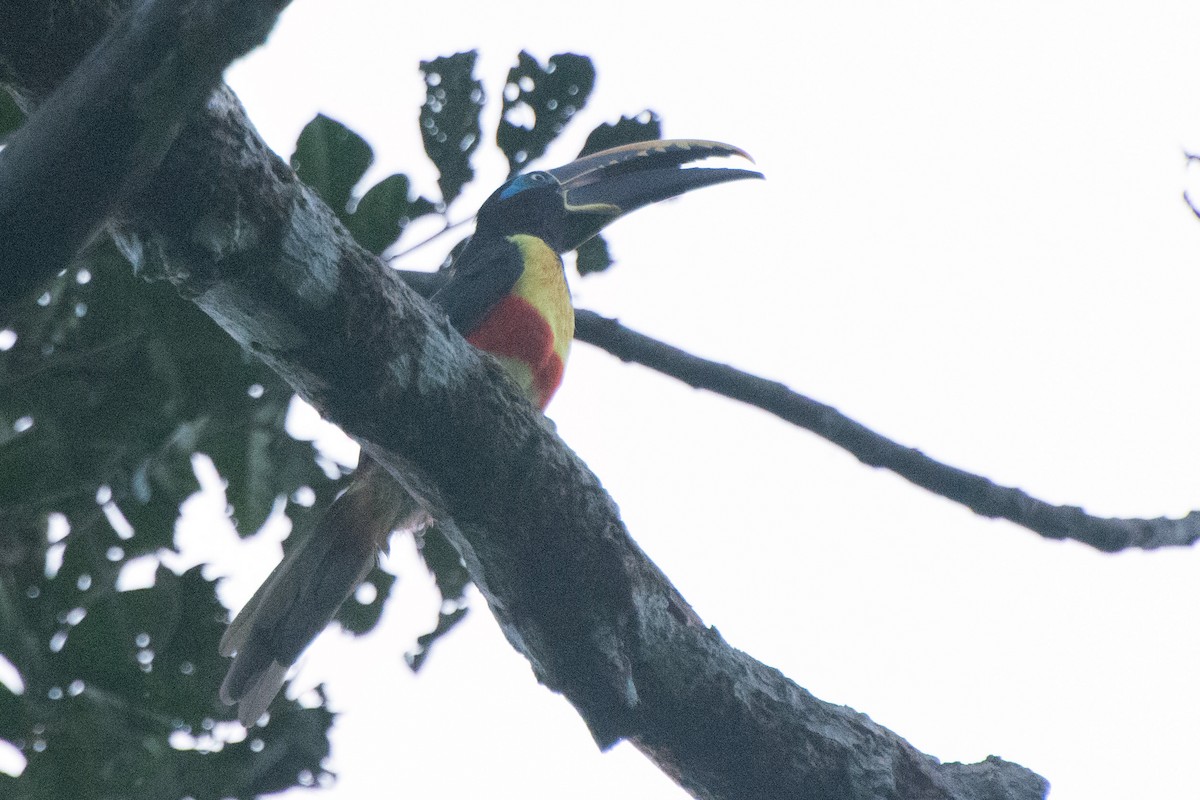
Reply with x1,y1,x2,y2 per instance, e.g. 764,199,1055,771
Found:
498,171,553,200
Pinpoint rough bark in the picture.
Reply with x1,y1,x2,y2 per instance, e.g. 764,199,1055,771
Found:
0,3,1048,798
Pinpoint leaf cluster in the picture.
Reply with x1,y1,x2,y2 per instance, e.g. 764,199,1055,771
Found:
1,48,665,798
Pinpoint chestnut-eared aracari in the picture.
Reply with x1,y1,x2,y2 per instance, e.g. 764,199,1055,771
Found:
218,139,762,725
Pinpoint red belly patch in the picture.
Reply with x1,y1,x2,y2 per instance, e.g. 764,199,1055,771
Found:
466,295,565,409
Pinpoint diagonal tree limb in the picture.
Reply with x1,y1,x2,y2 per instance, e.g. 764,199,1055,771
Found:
0,0,291,315
574,309,1200,552
0,5,1048,798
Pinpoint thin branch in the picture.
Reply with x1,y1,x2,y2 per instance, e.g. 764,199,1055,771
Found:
1184,152,1200,220
388,215,474,261
1,328,146,387
1185,192,1200,221
575,309,1200,552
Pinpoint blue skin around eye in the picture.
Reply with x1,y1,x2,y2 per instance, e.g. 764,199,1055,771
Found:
499,172,552,200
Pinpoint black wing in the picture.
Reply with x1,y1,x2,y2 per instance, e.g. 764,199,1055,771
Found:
430,235,525,335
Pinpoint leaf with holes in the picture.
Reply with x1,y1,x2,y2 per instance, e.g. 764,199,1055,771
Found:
420,51,485,207
335,564,397,635
0,234,338,797
497,52,595,175
3,565,331,800
579,110,663,157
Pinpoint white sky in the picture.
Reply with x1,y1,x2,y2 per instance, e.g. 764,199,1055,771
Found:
194,2,1200,798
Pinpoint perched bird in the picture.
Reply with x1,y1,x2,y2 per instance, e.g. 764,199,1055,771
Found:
219,139,762,725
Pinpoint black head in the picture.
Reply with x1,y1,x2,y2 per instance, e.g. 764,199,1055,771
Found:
473,170,572,249
472,139,763,254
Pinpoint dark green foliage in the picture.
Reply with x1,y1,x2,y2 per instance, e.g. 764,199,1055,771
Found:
0,90,22,140
576,235,614,276
403,524,472,671
579,110,663,157
0,240,337,797
416,525,470,612
2,47,673,797
0,565,332,800
420,52,485,207
334,564,395,636
347,174,436,255
496,52,595,175
292,115,436,254
405,606,468,673
0,239,333,547
292,114,373,216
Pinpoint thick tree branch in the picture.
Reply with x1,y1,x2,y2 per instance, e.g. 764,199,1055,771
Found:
575,310,1200,553
0,6,1048,798
0,0,290,314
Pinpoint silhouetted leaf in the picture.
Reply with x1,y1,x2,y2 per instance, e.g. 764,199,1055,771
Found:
0,239,335,798
404,524,470,671
2,566,331,800
0,90,22,140
497,52,595,174
346,174,437,255
335,564,396,635
405,607,467,672
415,524,469,603
579,110,663,157
291,114,373,218
576,234,614,276
420,51,485,206
0,682,26,750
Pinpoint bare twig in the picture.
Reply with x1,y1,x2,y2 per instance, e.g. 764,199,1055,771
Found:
575,309,1200,552
388,215,474,261
1183,152,1200,220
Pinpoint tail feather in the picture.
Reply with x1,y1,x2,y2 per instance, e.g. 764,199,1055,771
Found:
220,458,427,726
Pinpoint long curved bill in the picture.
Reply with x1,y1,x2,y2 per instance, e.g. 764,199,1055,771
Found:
546,139,762,251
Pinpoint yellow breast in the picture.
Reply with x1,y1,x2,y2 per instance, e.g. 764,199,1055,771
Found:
507,234,574,369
